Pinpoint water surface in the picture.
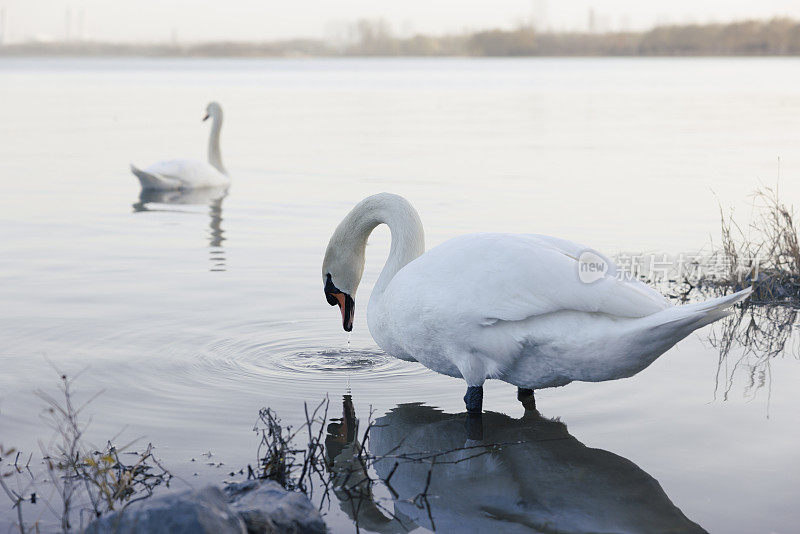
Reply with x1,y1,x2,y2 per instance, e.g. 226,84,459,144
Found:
1,57,799,533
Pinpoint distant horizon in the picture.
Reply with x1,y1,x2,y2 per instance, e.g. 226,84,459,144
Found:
1,0,800,45
0,16,797,45
2,17,799,57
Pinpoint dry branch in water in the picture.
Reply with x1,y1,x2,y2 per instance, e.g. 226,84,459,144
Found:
250,399,330,499
1,372,171,533
709,187,800,303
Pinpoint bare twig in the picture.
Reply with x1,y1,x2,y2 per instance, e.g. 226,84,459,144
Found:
4,371,171,532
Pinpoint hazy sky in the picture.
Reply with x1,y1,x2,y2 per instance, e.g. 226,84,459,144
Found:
2,0,800,43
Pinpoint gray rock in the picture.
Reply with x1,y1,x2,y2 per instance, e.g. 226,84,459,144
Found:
83,486,246,534
223,480,326,534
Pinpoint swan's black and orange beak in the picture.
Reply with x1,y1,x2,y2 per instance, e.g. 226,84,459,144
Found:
325,274,354,332
202,113,210,122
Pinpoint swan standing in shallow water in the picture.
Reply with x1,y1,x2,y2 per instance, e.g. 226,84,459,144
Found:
322,193,752,414
130,102,230,190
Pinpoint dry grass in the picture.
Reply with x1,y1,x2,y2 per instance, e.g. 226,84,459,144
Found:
707,186,800,304
250,401,329,496
1,372,171,533
681,186,800,401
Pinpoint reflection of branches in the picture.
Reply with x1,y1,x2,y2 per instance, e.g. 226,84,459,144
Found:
0,446,36,533
250,399,330,499
250,396,407,533
324,396,409,534
654,272,798,403
252,396,572,534
250,396,709,532
706,303,799,401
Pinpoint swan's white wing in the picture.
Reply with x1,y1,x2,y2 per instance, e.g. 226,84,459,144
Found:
399,233,670,326
143,159,228,188
376,232,746,388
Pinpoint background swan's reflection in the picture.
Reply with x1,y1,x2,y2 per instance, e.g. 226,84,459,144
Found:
132,186,228,271
326,400,707,534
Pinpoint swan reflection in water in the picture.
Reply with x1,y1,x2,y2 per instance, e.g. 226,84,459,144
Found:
325,395,706,534
132,186,228,271
325,394,411,533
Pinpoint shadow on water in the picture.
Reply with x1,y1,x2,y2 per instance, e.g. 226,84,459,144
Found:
324,395,706,534
132,186,228,271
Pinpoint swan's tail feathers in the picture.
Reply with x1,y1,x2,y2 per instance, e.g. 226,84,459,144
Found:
657,286,753,332
616,287,752,377
687,286,752,312
130,164,178,191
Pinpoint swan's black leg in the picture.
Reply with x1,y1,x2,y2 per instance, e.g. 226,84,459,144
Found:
464,386,483,414
465,413,484,440
518,387,536,411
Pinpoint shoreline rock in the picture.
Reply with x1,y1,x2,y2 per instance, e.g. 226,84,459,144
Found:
83,480,325,534
224,480,326,534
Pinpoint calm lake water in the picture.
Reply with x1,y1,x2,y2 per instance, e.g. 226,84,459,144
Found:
1,57,799,533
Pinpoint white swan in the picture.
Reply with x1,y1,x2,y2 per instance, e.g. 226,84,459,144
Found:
130,102,230,190
322,193,752,413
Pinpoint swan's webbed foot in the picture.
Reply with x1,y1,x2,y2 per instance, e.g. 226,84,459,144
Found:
517,387,536,411
464,386,483,414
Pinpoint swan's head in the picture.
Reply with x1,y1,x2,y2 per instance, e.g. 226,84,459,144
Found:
203,101,223,122
323,213,369,332
321,193,423,332
322,243,362,332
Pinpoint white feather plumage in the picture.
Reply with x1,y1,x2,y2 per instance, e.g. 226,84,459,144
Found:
323,193,752,394
130,102,230,191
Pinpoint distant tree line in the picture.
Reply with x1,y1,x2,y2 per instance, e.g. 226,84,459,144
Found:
3,18,800,57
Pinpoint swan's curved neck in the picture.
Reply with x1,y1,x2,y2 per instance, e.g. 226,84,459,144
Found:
207,113,226,175
374,199,425,295
337,194,425,297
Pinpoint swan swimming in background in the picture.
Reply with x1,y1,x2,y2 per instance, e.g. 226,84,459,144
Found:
322,193,752,414
130,101,230,190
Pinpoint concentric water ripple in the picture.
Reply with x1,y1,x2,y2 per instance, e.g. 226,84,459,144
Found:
274,349,396,373
192,318,432,385
0,314,433,397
